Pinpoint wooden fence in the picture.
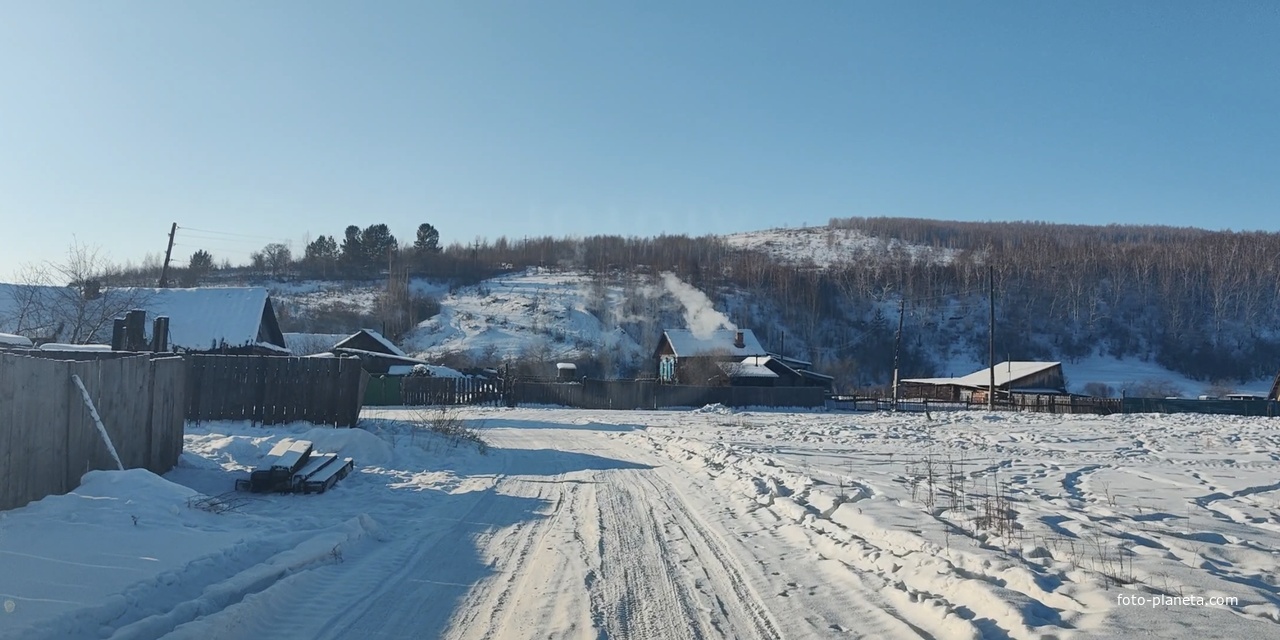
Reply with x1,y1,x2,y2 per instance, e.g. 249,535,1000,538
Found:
834,394,1280,417
399,376,503,406
185,355,369,427
1121,397,1280,417
1008,394,1123,414
511,380,826,410
0,352,185,511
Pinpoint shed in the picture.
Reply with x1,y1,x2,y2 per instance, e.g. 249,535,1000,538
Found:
556,362,578,382
901,361,1066,402
334,329,408,358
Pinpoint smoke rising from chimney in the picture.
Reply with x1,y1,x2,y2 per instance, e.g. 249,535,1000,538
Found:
660,272,736,340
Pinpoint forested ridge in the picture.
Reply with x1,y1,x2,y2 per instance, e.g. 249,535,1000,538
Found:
91,217,1280,389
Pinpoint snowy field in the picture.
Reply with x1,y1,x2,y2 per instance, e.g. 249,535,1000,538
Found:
3,408,1280,639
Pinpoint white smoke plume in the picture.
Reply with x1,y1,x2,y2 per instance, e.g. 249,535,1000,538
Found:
660,272,736,339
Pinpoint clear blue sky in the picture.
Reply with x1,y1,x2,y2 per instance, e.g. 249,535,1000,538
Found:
1,2,1277,277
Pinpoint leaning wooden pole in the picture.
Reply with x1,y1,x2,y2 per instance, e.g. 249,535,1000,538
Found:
71,374,124,471
158,222,178,288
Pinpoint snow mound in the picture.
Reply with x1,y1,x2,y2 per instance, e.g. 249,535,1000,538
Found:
299,427,394,466
692,403,734,415
176,451,225,470
76,468,201,502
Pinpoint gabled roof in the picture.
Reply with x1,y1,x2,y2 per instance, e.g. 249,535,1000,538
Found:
661,329,766,358
334,329,408,357
140,287,286,352
903,361,1062,389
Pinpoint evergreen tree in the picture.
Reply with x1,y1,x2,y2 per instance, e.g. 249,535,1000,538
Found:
305,235,339,263
360,223,398,266
340,225,363,266
304,235,340,277
180,249,214,286
414,223,441,254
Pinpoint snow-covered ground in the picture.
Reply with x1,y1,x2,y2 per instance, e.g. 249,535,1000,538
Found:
3,408,1280,639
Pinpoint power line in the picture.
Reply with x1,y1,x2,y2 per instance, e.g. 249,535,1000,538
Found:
178,226,293,243
177,233,287,245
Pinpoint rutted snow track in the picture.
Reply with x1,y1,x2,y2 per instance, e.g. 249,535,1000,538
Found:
160,414,877,639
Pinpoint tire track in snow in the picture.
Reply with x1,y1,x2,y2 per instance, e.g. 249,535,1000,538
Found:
587,471,712,640
642,432,1090,639
448,478,597,640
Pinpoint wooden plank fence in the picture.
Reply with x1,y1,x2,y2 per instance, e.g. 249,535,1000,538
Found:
0,352,185,511
185,355,368,427
510,380,826,410
400,376,503,406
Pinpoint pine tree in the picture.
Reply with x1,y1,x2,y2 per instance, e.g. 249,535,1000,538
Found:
414,223,441,255
360,223,398,267
340,225,363,266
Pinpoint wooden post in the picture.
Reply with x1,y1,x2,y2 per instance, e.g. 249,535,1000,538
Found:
151,316,170,352
988,264,995,412
112,318,127,351
892,296,905,412
125,309,147,351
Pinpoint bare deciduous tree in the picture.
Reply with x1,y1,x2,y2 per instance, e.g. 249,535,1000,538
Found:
9,241,154,344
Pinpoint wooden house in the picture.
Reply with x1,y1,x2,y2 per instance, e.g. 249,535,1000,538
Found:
655,329,767,385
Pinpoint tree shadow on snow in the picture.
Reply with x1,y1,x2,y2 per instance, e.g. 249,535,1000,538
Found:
482,417,644,432
323,489,557,638
446,446,652,478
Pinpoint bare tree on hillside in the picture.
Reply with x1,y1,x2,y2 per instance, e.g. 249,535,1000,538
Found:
16,241,154,344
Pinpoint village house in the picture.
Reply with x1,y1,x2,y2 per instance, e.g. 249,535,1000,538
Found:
654,328,833,390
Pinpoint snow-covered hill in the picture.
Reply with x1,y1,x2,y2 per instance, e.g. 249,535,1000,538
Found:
400,269,648,369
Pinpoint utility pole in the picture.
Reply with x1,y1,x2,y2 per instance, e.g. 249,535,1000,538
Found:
988,264,995,411
893,296,905,411
158,223,178,288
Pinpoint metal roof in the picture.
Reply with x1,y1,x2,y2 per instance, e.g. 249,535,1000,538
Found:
662,329,765,358
903,361,1061,389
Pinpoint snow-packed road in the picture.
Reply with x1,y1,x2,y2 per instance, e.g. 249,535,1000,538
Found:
6,407,1280,639
167,414,869,639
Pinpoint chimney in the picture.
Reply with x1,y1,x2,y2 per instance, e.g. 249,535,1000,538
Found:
734,330,745,349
